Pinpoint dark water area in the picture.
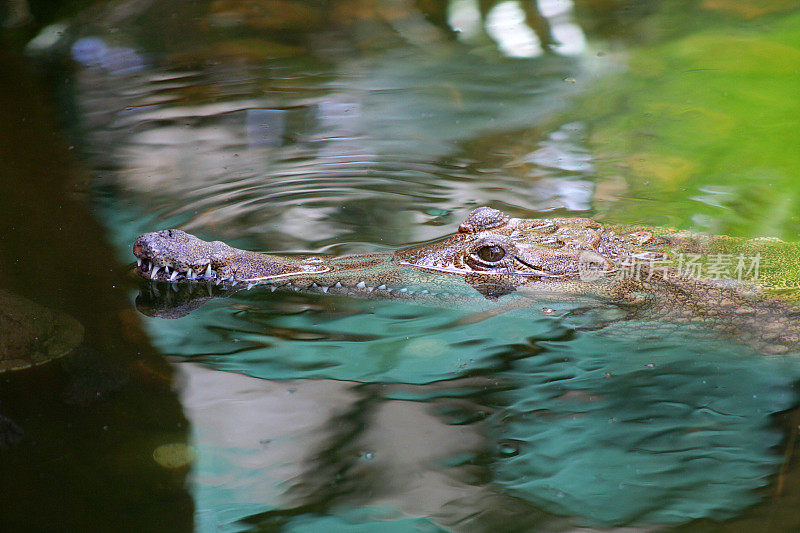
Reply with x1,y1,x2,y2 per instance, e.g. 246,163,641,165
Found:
3,0,800,531
0,46,193,530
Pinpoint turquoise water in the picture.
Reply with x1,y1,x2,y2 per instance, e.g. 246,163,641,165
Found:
143,291,798,529
3,0,800,531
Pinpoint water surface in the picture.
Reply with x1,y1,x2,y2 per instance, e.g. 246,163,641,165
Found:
4,0,800,531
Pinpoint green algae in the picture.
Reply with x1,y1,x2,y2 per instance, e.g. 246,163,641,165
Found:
579,11,800,240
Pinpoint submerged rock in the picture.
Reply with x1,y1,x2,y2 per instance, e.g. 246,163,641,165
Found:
0,289,84,372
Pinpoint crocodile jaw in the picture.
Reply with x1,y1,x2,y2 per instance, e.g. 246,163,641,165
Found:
133,229,328,283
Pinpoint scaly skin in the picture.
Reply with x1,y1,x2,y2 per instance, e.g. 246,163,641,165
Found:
133,207,800,354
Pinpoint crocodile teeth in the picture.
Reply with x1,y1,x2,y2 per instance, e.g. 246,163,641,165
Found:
205,264,212,277
137,258,142,268
169,271,179,281
311,283,319,289
356,281,366,289
186,268,195,279
164,266,171,275
215,277,222,285
269,286,276,292
246,283,254,290
321,286,329,293
377,285,387,290
400,288,408,293
335,282,342,288
150,266,160,279
367,287,374,292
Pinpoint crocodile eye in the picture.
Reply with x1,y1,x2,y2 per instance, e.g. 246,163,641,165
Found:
477,245,506,263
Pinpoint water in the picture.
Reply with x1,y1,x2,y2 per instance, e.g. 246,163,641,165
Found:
3,0,800,531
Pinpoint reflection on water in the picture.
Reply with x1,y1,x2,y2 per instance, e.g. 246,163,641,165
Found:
144,289,800,530
68,0,603,254
16,0,800,530
496,334,795,525
134,285,800,530
177,364,496,531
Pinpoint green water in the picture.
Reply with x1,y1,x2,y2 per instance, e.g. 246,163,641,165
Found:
3,0,800,531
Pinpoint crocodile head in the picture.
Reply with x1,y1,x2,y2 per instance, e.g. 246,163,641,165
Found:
133,208,632,287
132,207,675,290
133,207,680,297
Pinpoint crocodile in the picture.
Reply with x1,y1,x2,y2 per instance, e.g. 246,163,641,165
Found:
133,207,800,354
